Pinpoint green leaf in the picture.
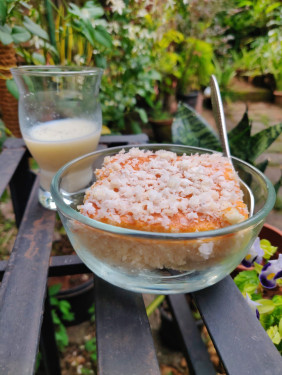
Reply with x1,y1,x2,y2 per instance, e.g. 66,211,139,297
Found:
23,16,49,40
130,121,142,134
272,295,282,306
255,159,268,173
92,25,112,48
0,1,7,25
0,24,11,33
6,79,19,100
0,29,13,45
260,239,278,261
58,300,74,321
48,283,62,296
136,108,148,123
228,111,252,160
55,323,69,349
84,2,104,18
253,262,263,274
85,337,96,352
95,54,107,69
256,299,275,314
274,175,282,194
248,123,282,163
234,270,260,293
49,297,58,306
266,2,281,14
172,103,221,150
51,310,61,325
260,312,275,330
32,52,46,65
267,325,281,345
11,26,31,43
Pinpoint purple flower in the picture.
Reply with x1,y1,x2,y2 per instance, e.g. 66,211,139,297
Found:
259,254,282,289
242,237,264,267
245,293,261,319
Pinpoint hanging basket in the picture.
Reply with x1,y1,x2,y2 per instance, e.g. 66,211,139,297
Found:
0,43,21,138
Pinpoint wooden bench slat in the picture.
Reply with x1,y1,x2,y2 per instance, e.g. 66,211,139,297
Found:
95,277,160,375
0,255,89,280
48,254,90,276
168,294,216,375
0,139,26,197
99,133,149,145
193,276,282,375
0,178,56,375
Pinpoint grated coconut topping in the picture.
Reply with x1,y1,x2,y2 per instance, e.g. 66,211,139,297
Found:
79,148,248,232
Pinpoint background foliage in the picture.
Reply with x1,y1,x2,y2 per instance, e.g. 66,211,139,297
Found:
1,0,281,133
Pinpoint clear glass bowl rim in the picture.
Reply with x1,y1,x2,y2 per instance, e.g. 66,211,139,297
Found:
11,65,104,76
51,144,276,240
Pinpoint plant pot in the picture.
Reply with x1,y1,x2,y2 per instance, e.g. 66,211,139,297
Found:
176,91,199,109
149,118,173,143
273,90,282,107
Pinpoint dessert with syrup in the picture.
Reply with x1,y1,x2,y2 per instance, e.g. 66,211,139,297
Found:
76,148,249,270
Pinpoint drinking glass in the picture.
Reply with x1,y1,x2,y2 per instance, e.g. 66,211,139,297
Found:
11,66,103,210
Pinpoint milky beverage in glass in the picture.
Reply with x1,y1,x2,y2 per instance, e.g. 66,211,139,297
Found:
24,118,100,191
11,66,103,210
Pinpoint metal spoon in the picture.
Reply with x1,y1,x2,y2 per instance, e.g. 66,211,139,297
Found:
210,75,254,217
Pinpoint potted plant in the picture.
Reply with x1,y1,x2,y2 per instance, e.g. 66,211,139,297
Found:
175,37,214,107
148,100,175,143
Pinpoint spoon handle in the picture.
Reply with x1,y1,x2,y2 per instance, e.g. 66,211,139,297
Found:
210,75,231,159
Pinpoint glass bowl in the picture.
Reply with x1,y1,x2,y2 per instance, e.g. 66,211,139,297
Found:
51,144,276,294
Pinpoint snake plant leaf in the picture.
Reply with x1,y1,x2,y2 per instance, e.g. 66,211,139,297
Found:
255,159,269,173
248,123,282,163
274,175,282,194
228,110,252,160
172,103,221,150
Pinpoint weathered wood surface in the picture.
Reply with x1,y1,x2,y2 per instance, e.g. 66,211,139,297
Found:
193,276,282,375
0,178,56,375
95,277,160,375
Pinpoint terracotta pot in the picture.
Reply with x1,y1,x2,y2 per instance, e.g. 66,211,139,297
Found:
273,90,282,107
